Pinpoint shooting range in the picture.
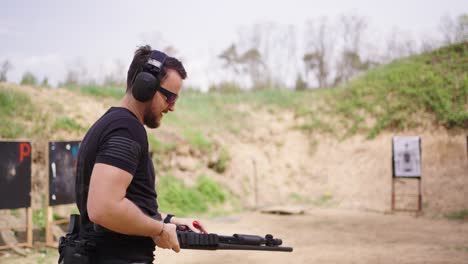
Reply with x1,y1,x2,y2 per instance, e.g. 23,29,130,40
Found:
1,1,468,262
0,141,33,250
45,141,80,247
391,136,422,212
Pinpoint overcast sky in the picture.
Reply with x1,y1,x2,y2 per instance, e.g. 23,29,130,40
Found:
1,0,467,90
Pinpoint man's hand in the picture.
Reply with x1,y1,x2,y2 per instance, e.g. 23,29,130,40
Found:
153,223,180,252
172,217,208,234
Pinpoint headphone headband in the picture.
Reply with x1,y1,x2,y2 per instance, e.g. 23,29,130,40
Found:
147,50,167,72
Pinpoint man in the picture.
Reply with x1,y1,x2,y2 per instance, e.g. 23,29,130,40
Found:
74,45,206,263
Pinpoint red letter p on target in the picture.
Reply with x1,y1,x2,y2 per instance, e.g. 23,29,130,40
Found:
19,142,31,163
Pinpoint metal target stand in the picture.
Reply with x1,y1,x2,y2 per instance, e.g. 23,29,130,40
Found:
391,136,422,214
391,177,422,212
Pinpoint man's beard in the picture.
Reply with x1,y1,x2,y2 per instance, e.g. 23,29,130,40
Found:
143,105,160,128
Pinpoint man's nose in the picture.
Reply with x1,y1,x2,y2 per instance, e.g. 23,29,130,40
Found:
168,104,175,112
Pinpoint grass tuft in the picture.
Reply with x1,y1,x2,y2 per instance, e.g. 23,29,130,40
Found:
444,210,468,220
0,86,35,138
157,174,228,216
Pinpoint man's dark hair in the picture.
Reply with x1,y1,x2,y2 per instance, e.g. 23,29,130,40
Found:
126,45,187,93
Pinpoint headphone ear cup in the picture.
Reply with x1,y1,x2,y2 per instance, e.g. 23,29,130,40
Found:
132,72,158,102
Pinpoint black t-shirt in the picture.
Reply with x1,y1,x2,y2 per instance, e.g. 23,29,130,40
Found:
75,107,161,260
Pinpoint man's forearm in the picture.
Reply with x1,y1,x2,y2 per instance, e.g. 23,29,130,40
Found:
89,197,163,238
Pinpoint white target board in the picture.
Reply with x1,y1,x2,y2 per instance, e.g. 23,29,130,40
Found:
393,136,421,177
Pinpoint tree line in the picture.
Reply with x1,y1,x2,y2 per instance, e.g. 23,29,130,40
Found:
1,13,467,91
214,13,467,91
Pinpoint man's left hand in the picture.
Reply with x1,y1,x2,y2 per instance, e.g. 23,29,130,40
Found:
172,217,208,234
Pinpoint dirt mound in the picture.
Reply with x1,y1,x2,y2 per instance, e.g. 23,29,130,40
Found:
3,84,467,217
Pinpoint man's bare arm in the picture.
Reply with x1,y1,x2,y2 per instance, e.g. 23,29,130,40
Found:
87,163,162,237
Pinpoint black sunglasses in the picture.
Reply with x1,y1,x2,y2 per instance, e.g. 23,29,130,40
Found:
156,86,178,105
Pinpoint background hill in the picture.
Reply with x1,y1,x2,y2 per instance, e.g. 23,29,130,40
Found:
0,43,467,222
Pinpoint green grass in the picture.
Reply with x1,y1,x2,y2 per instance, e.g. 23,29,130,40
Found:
0,86,35,138
33,208,46,233
156,174,227,216
288,192,313,204
444,210,468,220
147,134,176,154
162,89,317,151
209,147,231,173
148,134,177,167
10,209,21,217
195,175,227,203
53,117,84,132
57,81,317,149
166,89,316,127
301,43,468,139
64,84,125,99
313,191,334,207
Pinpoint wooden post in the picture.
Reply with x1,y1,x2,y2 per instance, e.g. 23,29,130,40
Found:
26,207,33,247
45,142,55,247
27,143,34,248
46,207,54,246
252,158,258,209
418,178,422,212
391,178,395,211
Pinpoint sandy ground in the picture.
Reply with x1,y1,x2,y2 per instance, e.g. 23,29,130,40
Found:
2,207,467,264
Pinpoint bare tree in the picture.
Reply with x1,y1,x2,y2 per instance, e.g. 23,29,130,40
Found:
340,13,368,54
236,22,299,89
334,13,371,84
380,28,418,63
268,24,298,88
0,60,12,82
103,59,126,87
420,34,442,53
303,16,335,88
439,13,468,45
238,48,265,89
63,70,80,86
439,14,457,45
218,43,243,83
235,23,268,88
61,58,88,87
458,14,468,42
41,77,49,87
303,51,328,88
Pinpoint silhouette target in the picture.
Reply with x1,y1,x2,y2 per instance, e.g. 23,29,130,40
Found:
392,136,421,177
48,141,80,205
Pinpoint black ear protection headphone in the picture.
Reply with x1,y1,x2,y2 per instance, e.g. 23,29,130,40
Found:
132,50,168,102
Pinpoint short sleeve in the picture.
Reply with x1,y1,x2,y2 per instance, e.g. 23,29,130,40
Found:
96,133,142,175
